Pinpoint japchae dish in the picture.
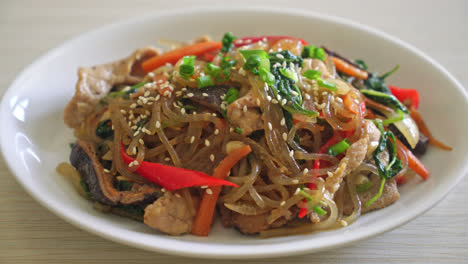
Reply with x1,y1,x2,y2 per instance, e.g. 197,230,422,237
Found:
58,33,451,237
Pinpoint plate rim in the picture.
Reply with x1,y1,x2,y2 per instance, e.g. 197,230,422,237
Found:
1,6,468,259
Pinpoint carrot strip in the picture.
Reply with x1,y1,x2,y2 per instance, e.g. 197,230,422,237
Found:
409,108,452,151
331,56,368,80
396,139,429,180
141,41,222,73
191,145,252,236
342,93,359,114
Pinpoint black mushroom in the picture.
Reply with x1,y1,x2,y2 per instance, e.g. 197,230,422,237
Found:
183,85,231,112
70,140,162,206
389,125,429,157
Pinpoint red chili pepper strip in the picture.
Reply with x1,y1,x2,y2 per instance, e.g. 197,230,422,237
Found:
198,48,220,62
120,145,237,191
233,35,308,47
388,85,420,109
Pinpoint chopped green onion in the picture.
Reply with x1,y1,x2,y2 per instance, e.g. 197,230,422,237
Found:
317,78,337,91
179,55,196,79
327,139,350,156
303,69,322,80
221,32,236,53
301,45,325,61
355,59,368,70
356,180,373,193
314,48,326,61
312,205,327,216
379,64,400,80
196,75,214,88
259,67,276,85
224,87,239,104
279,68,298,82
205,63,221,77
235,127,243,134
382,109,404,126
243,54,262,75
240,49,269,60
365,177,386,208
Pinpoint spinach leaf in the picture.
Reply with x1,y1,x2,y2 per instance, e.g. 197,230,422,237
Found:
95,119,114,139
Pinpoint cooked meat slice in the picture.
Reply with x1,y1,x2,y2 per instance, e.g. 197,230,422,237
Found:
363,120,381,158
144,192,194,235
64,46,161,128
70,140,161,206
184,85,230,112
326,135,369,195
343,175,400,214
218,205,291,234
227,92,263,136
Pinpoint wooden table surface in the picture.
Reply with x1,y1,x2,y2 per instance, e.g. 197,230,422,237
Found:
1,0,467,263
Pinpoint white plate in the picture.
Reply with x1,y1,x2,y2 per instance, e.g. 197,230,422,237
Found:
1,7,467,259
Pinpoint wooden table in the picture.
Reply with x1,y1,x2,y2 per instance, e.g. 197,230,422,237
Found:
1,0,467,263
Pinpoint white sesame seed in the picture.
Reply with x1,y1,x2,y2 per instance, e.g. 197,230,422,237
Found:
205,139,210,147
181,88,187,91
327,171,334,178
155,121,161,129
155,94,160,101
210,154,215,162
280,118,286,126
268,122,273,131
282,132,288,141
271,99,278,104
144,83,152,88
336,97,343,103
264,82,269,91
206,189,213,195
294,188,301,195
322,91,328,96
187,93,194,98
303,168,309,174
340,220,348,227
164,157,170,161
161,188,166,192
104,168,110,173
130,103,137,109
289,150,294,157
133,131,139,136
163,91,171,97
256,98,261,106
281,99,287,105
292,179,299,184
133,160,139,166
291,91,299,96
202,93,209,97
173,102,180,109
138,139,144,145
200,185,208,189
243,105,248,113
277,94,282,101
280,201,286,206
175,91,183,97
144,91,151,97
266,95,272,101
262,37,267,42
148,72,155,78
132,147,136,155
354,99,360,104
128,161,134,167
175,193,181,198
305,93,311,100
276,54,284,59
211,113,217,117
120,109,127,114
230,127,234,132
193,111,197,115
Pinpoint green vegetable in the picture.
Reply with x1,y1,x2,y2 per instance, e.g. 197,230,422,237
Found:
355,59,368,70
69,143,74,149
243,54,262,74
301,45,325,61
80,179,92,199
196,75,214,88
179,55,196,79
361,89,409,114
235,127,243,134
279,68,298,82
259,67,276,85
356,180,373,193
218,56,237,81
312,205,327,216
221,32,237,53
224,87,240,104
317,78,337,92
366,178,386,208
356,62,399,94
240,49,270,75
327,139,350,156
267,51,317,117
372,120,403,180
117,180,134,191
303,69,321,80
101,82,146,104
205,63,221,76
95,119,113,139
382,109,404,125
135,118,148,131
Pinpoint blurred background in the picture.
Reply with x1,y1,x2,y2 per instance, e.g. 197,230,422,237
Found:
0,1,467,263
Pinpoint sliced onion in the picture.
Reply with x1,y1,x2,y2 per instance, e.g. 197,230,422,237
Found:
387,112,420,149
